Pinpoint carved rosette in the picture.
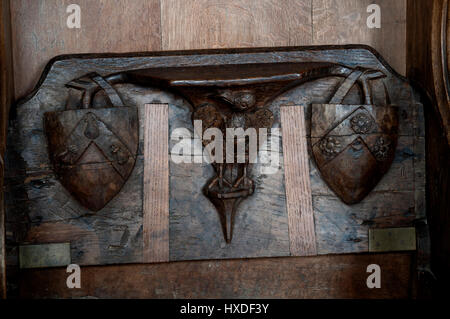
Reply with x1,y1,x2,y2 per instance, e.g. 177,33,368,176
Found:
319,137,342,159
371,136,391,161
350,112,374,134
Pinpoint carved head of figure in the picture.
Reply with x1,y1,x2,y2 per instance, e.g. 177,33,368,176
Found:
215,89,256,112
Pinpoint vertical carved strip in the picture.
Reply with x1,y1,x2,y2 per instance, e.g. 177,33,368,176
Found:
280,105,317,256
143,104,169,263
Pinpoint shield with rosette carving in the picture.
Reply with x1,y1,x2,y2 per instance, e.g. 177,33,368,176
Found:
310,68,398,204
44,74,138,211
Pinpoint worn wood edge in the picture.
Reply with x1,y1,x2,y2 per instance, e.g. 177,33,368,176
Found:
407,0,449,297
15,44,410,107
0,200,4,299
411,98,426,222
440,0,450,102
0,0,14,299
431,0,450,145
280,105,317,256
143,103,169,263
0,197,4,299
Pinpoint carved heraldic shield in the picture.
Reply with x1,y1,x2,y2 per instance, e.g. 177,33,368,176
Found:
310,67,399,204
44,74,139,211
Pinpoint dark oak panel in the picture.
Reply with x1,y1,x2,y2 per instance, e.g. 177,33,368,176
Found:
406,0,450,298
19,253,413,299
0,0,14,299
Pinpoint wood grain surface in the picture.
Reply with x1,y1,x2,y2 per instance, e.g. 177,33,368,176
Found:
280,106,316,256
143,104,169,263
19,252,413,299
10,0,162,99
313,0,406,75
0,0,14,299
9,0,407,100
161,0,312,50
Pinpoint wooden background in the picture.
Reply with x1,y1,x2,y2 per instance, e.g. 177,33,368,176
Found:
10,0,406,100
3,0,421,299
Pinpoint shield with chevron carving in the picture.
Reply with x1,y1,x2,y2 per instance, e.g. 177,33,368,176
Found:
44,72,139,212
310,68,398,204
44,107,138,211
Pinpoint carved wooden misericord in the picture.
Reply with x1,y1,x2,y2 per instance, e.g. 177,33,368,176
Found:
43,61,398,243
4,46,426,264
